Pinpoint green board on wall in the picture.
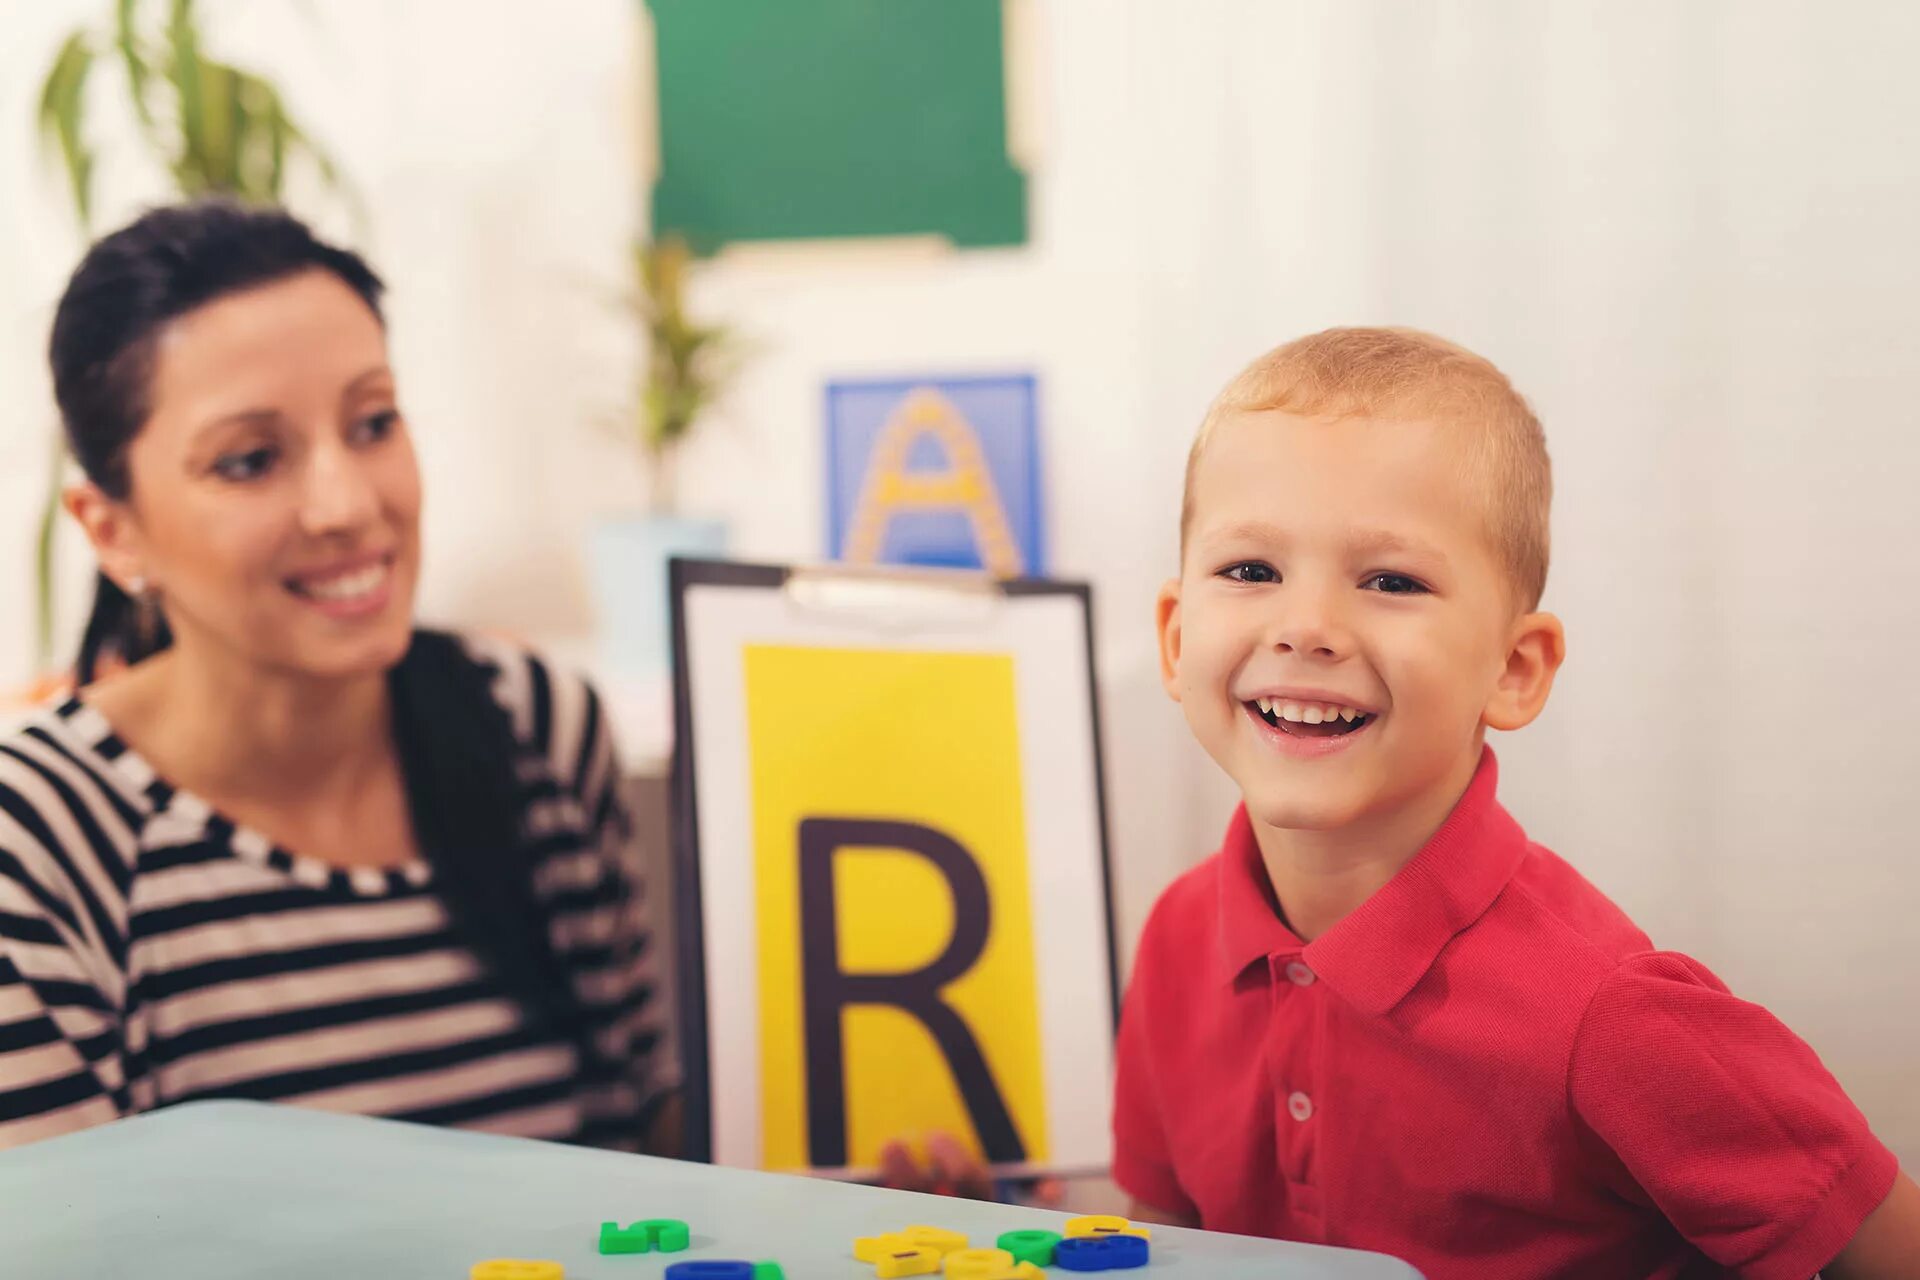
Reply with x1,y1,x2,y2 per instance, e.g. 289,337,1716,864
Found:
647,0,1027,254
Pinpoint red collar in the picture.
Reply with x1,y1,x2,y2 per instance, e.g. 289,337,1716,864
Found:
1214,748,1529,1015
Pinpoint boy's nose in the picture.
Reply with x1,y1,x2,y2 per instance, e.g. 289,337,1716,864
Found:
1265,588,1351,659
1272,633,1344,660
1275,635,1342,658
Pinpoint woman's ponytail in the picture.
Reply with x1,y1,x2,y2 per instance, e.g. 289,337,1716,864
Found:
74,571,172,686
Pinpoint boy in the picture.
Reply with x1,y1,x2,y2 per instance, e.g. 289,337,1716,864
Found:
1115,328,1919,1277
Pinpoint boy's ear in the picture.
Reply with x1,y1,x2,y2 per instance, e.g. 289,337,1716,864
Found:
1155,579,1184,702
1484,610,1566,732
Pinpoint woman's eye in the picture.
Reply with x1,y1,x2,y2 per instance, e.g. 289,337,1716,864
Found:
1220,562,1279,585
211,446,277,482
1363,572,1428,595
350,409,400,445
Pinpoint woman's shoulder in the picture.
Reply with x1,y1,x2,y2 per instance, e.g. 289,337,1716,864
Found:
0,699,145,894
0,698,132,804
448,632,615,797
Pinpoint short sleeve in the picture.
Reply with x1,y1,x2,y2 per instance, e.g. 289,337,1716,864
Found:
1111,908,1198,1220
1569,951,1900,1280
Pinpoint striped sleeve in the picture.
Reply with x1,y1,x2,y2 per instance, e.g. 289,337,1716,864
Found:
509,651,673,1143
562,669,672,1105
577,726,675,1138
0,762,131,1150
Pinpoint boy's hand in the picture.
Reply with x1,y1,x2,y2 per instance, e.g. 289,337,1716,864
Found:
877,1132,994,1199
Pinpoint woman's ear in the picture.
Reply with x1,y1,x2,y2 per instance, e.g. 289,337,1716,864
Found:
1484,610,1566,731
1155,579,1184,702
64,482,149,594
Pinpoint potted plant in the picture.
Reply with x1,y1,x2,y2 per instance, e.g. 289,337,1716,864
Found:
586,233,739,680
21,0,347,699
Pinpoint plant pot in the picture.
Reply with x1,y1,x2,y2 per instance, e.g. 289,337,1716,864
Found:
587,513,729,681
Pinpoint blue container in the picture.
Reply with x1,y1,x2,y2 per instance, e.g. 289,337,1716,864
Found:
588,514,727,679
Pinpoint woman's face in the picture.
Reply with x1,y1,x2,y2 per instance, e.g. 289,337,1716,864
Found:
83,268,422,682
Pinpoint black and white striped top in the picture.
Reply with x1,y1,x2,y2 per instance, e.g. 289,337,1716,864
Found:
0,637,666,1152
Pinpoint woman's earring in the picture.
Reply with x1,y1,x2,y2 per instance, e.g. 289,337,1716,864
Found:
126,575,148,597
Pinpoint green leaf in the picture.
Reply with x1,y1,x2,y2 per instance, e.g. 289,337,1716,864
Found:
236,72,264,194
166,0,209,190
204,60,238,190
32,435,65,673
115,0,158,134
626,233,741,470
236,71,296,200
35,30,97,228
263,90,288,194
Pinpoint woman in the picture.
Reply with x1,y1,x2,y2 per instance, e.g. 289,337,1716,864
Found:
0,201,666,1151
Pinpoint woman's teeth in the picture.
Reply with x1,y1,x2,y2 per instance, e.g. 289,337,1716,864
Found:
296,563,389,600
1254,697,1366,725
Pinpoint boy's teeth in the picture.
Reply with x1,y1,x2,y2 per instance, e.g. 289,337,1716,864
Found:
1265,701,1367,724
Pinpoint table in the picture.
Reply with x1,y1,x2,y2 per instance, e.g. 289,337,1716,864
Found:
0,1101,1423,1278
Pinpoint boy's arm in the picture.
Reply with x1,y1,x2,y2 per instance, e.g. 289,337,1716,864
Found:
1127,1198,1200,1230
1823,1172,1920,1280
1570,953,1903,1278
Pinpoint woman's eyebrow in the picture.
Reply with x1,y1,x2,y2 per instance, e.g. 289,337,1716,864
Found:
191,407,280,441
339,365,394,403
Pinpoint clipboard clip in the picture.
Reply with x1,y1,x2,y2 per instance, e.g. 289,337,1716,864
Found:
782,562,1004,630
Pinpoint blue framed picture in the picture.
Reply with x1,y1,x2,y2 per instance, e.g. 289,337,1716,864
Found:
825,374,1045,576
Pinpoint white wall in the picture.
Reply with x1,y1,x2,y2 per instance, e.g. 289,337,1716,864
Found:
3,1,1917,1166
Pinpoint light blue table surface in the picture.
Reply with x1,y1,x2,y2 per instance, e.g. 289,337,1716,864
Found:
0,1101,1423,1278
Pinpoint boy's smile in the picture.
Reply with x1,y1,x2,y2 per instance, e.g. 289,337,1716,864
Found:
1158,408,1563,870
1243,689,1376,757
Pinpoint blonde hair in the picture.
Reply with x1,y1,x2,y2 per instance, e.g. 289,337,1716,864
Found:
1182,326,1552,609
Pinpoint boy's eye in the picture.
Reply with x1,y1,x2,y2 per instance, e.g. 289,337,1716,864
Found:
1362,572,1428,595
349,408,400,445
211,445,278,482
1219,562,1279,585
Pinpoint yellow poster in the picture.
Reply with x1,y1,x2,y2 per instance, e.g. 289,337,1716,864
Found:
743,645,1049,1171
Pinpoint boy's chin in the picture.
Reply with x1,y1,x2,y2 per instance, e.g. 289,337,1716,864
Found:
1239,782,1372,833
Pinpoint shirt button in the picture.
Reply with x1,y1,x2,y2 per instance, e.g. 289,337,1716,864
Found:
1285,960,1316,987
1288,1091,1314,1122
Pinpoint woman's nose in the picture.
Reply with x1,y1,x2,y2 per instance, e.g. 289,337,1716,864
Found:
298,444,380,536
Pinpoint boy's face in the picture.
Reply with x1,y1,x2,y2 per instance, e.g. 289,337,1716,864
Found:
1158,409,1562,838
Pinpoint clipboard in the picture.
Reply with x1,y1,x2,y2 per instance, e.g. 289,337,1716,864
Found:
668,558,1119,1179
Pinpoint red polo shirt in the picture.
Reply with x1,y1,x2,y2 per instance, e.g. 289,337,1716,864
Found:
1113,750,1899,1279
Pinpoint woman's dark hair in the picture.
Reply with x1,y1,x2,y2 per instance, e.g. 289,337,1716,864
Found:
48,200,605,1097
